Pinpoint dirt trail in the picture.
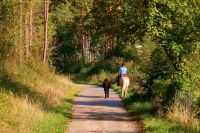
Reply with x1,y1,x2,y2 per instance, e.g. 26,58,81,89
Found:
67,85,140,133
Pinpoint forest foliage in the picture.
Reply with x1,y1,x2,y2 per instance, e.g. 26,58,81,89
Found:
49,0,200,131
0,0,79,132
0,0,200,132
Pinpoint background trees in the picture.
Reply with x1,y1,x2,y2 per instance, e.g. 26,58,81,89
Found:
0,0,56,67
0,0,199,131
49,0,200,130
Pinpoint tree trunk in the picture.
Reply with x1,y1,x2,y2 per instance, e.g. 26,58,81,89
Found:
28,4,33,56
19,0,23,63
43,0,49,63
88,35,92,62
25,10,29,58
82,33,85,63
162,45,180,71
111,37,114,51
104,35,107,57
13,6,18,57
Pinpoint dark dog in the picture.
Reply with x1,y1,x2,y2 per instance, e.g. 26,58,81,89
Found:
103,78,110,98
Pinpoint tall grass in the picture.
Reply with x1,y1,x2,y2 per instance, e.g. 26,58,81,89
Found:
0,59,79,132
0,89,43,133
112,84,199,133
167,98,200,131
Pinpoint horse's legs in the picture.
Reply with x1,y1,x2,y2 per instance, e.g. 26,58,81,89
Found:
120,77,129,98
121,89,124,98
126,82,130,98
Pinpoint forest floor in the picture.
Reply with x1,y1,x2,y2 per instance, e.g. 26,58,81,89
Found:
67,84,141,133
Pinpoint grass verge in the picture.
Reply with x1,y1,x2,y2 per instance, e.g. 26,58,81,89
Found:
32,86,80,133
112,84,197,133
0,60,80,133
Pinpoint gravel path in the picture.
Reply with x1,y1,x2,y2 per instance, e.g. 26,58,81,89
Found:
67,85,140,133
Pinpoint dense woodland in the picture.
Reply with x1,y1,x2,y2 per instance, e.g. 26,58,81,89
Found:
0,0,200,132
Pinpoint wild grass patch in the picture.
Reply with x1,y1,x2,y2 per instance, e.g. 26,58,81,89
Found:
0,60,80,132
123,97,191,133
111,84,196,133
167,100,200,132
32,87,80,133
0,90,43,133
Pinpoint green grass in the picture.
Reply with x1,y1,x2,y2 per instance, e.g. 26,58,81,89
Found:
33,88,79,133
0,79,80,133
0,90,15,131
111,84,196,133
32,87,80,133
124,100,191,133
32,113,67,133
143,116,186,133
0,61,81,133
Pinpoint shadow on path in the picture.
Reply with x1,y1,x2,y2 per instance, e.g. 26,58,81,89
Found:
73,111,131,122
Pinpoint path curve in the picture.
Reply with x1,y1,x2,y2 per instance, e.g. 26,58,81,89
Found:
67,85,140,133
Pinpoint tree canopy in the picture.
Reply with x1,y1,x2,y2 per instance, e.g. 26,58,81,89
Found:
0,0,199,131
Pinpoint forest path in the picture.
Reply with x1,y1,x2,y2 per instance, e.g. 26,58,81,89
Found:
67,84,140,133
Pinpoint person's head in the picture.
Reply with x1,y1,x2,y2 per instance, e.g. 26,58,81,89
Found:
121,63,125,67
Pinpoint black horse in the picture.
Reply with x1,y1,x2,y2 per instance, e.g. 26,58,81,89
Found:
103,78,110,98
